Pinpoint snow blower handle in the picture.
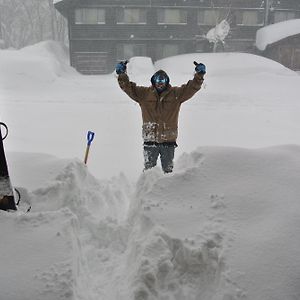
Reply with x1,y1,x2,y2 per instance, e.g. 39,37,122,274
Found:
84,131,95,165
0,122,8,140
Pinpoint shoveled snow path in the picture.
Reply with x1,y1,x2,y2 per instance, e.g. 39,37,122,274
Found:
29,161,133,299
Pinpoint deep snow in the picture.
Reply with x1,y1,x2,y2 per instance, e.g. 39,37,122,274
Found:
1,41,300,300
256,19,300,51
1,41,300,181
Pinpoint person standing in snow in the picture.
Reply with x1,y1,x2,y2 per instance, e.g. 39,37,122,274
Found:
116,60,206,173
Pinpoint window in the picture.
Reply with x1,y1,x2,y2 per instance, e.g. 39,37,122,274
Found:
198,10,227,26
156,44,180,59
75,8,105,24
274,11,296,23
162,44,180,58
158,9,187,24
117,44,147,60
117,8,147,24
236,10,263,26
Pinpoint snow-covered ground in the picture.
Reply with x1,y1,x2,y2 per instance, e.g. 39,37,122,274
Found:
1,41,300,300
1,41,300,181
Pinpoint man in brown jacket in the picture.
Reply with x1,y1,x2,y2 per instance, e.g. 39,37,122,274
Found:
116,60,206,173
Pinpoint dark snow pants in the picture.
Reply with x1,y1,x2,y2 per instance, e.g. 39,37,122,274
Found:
143,142,177,173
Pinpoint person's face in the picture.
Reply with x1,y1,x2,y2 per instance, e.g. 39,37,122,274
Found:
154,77,167,91
155,81,167,90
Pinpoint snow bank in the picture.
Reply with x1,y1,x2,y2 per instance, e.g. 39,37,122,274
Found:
0,208,86,300
0,157,133,300
127,56,155,77
29,159,131,222
124,144,300,300
7,152,71,190
0,40,75,92
3,145,300,300
155,52,295,79
256,19,300,51
125,56,155,85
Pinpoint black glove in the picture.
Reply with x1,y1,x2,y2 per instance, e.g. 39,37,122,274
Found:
194,61,206,75
116,61,128,75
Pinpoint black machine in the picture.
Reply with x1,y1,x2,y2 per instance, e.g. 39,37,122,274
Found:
0,122,17,211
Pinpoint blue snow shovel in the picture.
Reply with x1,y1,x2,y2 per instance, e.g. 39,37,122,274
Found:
84,131,95,165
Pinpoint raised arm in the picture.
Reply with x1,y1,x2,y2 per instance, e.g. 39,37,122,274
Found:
116,61,148,103
118,73,148,103
175,61,206,103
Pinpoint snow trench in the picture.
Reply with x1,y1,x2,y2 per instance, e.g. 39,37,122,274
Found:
3,145,300,300
3,159,233,299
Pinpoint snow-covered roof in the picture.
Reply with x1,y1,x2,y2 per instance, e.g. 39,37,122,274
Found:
53,0,73,4
256,19,300,51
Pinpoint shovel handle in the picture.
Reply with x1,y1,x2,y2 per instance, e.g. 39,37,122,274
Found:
84,145,90,165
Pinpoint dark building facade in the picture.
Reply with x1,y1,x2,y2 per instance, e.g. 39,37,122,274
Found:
260,33,300,71
54,0,300,74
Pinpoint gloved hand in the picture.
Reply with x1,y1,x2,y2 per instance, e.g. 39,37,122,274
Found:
116,61,128,75
194,61,206,75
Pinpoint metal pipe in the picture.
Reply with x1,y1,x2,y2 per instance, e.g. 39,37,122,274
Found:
264,0,270,25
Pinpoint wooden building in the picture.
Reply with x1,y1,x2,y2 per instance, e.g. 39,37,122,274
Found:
54,0,300,74
256,19,300,71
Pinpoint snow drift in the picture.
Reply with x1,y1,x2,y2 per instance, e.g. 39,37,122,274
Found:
0,41,74,89
127,145,300,300
2,145,300,300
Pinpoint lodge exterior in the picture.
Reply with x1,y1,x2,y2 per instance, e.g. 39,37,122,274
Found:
54,0,300,74
258,33,300,71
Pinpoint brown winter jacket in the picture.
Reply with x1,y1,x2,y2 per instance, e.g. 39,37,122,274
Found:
118,71,204,143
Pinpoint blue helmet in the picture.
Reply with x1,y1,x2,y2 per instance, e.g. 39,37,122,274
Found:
151,70,170,87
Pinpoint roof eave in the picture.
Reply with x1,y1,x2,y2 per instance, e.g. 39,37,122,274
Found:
54,0,77,18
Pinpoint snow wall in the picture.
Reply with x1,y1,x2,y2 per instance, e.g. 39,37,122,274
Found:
1,145,300,300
